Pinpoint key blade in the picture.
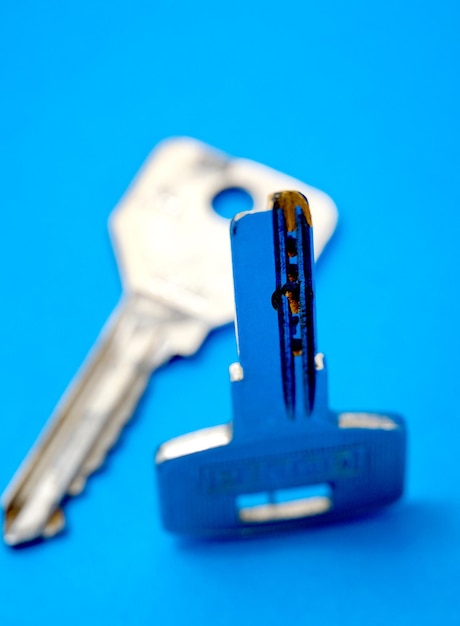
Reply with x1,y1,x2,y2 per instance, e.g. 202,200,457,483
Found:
271,191,317,416
2,296,208,546
228,192,319,439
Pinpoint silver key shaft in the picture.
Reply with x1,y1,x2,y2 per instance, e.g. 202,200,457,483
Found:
3,295,208,545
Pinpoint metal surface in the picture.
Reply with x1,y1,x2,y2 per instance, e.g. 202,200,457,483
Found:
110,137,338,324
156,191,406,535
2,138,338,546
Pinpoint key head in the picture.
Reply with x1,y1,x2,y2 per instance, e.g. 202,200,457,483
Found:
155,410,406,535
109,138,337,327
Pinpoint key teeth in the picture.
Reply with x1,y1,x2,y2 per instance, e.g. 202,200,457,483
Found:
43,508,65,538
68,476,86,497
66,400,137,499
66,363,152,500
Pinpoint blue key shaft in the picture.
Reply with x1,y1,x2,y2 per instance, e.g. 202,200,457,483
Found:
230,191,317,439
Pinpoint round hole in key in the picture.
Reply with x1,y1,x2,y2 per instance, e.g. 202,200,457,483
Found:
212,187,254,220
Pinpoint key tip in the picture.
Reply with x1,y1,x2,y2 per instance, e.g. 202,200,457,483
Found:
270,191,312,230
3,505,65,547
3,517,37,546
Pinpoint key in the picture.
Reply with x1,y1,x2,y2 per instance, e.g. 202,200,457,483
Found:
2,138,338,545
156,190,406,535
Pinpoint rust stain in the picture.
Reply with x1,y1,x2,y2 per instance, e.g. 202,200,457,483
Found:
270,190,312,231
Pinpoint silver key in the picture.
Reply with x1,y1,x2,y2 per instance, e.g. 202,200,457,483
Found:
2,137,338,545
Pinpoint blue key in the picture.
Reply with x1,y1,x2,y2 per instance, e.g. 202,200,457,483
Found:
156,191,406,535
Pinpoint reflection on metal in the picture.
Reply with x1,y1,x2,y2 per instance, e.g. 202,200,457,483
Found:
229,362,244,382
314,353,325,371
156,425,232,464
339,413,399,430
239,496,332,523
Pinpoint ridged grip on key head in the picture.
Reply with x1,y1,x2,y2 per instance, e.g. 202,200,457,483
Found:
155,191,406,536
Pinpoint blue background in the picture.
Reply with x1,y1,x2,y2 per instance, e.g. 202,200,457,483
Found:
1,1,459,624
